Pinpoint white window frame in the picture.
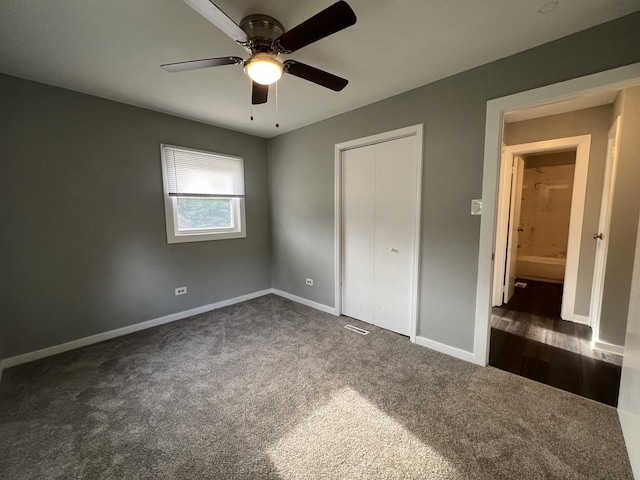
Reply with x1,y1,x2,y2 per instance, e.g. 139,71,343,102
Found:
160,144,246,243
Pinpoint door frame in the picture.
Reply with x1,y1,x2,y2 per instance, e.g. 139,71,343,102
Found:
492,135,592,324
473,61,640,366
334,124,424,342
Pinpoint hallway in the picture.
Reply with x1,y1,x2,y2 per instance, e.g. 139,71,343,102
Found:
489,280,622,406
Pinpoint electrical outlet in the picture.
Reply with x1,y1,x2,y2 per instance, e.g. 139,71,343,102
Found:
306,278,313,286
175,286,187,296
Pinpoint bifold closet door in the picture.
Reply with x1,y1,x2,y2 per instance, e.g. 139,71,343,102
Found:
342,144,376,323
341,136,418,336
372,136,417,336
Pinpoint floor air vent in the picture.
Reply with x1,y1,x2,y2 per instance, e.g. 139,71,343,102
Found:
344,324,369,335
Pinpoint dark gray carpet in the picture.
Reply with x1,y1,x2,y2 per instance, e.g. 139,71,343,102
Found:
0,294,633,479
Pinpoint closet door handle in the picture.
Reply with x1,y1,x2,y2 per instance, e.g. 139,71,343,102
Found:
593,233,604,240
390,247,399,253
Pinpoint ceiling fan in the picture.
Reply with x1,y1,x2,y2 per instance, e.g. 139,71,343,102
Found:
162,0,357,105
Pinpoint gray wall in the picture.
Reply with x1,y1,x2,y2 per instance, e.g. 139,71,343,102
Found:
268,12,640,352
601,86,640,346
0,74,271,358
504,105,613,318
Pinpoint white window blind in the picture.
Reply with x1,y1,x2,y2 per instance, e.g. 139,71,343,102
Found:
162,145,245,197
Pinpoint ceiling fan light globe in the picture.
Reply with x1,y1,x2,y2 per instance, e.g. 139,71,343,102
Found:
244,53,283,86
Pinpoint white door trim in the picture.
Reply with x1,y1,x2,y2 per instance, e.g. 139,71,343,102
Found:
492,135,591,322
474,61,640,366
334,124,424,343
503,155,525,304
589,116,622,346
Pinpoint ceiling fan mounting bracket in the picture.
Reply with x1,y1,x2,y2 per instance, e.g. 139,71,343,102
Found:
239,14,285,53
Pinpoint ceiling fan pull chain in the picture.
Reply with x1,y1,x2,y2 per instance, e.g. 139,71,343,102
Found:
250,77,254,120
275,81,279,128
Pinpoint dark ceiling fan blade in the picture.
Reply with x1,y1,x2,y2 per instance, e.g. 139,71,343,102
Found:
252,82,268,104
275,1,356,53
182,0,251,45
161,56,243,72
284,60,348,91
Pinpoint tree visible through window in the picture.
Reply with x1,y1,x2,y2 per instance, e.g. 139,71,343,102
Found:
176,198,232,230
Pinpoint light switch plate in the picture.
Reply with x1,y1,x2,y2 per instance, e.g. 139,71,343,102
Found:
471,199,483,215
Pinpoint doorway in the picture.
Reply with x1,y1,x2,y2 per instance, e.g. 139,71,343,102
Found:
492,135,591,322
474,64,640,408
475,63,640,368
334,125,423,341
489,129,624,404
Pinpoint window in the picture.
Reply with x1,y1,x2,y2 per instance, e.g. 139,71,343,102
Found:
160,144,246,243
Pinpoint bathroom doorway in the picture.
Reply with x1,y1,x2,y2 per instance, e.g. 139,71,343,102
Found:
515,150,575,287
492,135,591,323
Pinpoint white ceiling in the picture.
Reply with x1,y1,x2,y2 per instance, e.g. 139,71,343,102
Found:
1,0,639,138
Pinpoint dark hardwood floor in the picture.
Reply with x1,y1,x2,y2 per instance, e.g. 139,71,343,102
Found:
489,279,622,407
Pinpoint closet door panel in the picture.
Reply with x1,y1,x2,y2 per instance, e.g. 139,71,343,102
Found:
342,145,376,323
373,136,417,335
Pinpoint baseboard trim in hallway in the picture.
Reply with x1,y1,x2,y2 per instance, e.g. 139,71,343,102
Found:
595,340,625,356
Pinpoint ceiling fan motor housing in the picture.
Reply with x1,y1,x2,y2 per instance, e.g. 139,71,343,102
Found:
240,14,284,53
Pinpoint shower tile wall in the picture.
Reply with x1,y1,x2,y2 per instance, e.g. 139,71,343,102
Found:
519,151,576,259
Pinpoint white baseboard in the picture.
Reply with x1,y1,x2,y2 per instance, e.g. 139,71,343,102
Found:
0,289,272,371
572,314,590,325
594,340,625,356
270,289,336,315
414,336,475,363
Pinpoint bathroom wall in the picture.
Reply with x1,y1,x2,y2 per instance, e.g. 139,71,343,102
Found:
518,151,576,259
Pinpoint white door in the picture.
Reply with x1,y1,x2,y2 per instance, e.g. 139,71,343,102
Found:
492,146,512,307
372,137,418,335
342,144,376,323
504,156,525,303
590,116,621,333
341,136,418,336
